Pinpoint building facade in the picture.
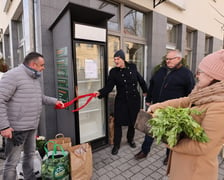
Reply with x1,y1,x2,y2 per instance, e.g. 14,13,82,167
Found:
0,0,224,147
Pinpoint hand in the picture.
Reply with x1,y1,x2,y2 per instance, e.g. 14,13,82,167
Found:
94,91,100,97
1,127,14,139
165,144,172,150
56,101,64,108
143,93,147,97
147,107,152,114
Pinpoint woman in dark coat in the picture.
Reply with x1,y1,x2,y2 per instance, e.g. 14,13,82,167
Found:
96,49,147,155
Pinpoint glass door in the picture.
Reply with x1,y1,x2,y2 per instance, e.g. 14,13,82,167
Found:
75,42,105,143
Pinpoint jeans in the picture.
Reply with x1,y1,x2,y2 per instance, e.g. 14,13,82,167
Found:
141,135,154,155
3,129,37,180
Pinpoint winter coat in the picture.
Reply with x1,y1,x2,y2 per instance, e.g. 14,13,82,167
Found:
98,62,147,126
146,66,195,103
0,72,4,79
150,81,224,180
0,64,57,131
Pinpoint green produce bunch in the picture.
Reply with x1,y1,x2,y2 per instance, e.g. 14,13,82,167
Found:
148,106,209,147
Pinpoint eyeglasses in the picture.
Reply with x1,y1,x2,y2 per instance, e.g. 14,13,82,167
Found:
196,69,204,75
166,57,178,61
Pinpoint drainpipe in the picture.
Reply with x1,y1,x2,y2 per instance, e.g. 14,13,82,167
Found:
23,0,35,53
33,0,46,136
33,0,42,52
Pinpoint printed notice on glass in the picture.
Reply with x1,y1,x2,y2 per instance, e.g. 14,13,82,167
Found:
85,59,98,79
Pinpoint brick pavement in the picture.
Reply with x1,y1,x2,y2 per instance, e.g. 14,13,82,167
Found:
1,128,224,179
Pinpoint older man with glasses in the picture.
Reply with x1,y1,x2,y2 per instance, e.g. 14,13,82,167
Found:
134,49,195,165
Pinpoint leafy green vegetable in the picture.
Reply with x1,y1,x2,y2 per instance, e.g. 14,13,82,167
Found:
148,106,209,147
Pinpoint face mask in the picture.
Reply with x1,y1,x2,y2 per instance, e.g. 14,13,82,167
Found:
34,71,41,78
24,64,41,79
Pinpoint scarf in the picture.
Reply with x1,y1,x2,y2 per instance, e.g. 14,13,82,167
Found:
188,81,224,105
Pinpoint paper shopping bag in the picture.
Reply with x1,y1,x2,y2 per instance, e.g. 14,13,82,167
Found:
68,143,93,180
109,115,114,145
48,133,72,151
134,109,153,136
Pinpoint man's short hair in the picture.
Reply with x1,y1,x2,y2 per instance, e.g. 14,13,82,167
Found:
168,49,182,59
23,52,43,65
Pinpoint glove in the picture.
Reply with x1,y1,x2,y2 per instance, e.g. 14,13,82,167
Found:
12,131,26,146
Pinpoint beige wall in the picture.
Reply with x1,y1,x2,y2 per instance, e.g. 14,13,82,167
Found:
1,0,224,41
127,0,224,40
0,0,21,34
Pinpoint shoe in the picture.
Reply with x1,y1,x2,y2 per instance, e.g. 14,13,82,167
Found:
111,146,119,155
128,141,136,148
134,151,147,160
163,156,168,165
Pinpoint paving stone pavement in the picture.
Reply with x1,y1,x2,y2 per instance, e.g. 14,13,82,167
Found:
92,127,224,180
1,128,224,179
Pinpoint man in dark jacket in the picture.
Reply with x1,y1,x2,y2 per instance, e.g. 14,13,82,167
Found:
134,49,195,165
96,49,147,155
0,52,64,180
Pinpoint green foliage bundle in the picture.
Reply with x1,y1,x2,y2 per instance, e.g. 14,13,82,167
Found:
148,106,209,147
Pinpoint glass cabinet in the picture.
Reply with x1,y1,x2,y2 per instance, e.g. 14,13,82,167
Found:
75,42,106,143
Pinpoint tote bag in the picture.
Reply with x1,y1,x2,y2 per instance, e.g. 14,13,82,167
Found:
41,141,70,180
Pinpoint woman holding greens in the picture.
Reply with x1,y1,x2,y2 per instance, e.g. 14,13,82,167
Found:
148,49,224,180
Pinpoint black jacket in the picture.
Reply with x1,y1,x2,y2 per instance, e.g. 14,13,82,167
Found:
146,66,195,104
99,62,147,126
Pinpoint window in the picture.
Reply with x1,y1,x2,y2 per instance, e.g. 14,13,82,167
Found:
166,22,178,49
205,36,212,56
125,42,144,74
17,17,23,42
93,1,147,112
17,15,24,64
91,0,120,31
108,35,120,70
17,46,24,64
123,6,145,37
107,35,120,116
185,29,193,69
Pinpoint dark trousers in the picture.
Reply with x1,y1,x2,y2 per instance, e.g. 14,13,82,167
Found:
141,135,154,155
166,148,170,157
114,124,135,147
141,135,170,157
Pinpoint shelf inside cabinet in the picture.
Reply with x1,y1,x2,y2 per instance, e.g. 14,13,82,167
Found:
78,80,100,83
79,108,101,114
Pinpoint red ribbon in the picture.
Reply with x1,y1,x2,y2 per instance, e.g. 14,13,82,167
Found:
55,93,97,112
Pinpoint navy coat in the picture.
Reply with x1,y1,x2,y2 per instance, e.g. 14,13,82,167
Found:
99,62,147,126
146,66,195,104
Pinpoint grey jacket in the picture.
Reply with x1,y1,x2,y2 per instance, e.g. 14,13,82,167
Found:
0,64,57,131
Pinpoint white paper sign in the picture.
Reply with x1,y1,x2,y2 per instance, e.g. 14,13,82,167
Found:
85,59,98,79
